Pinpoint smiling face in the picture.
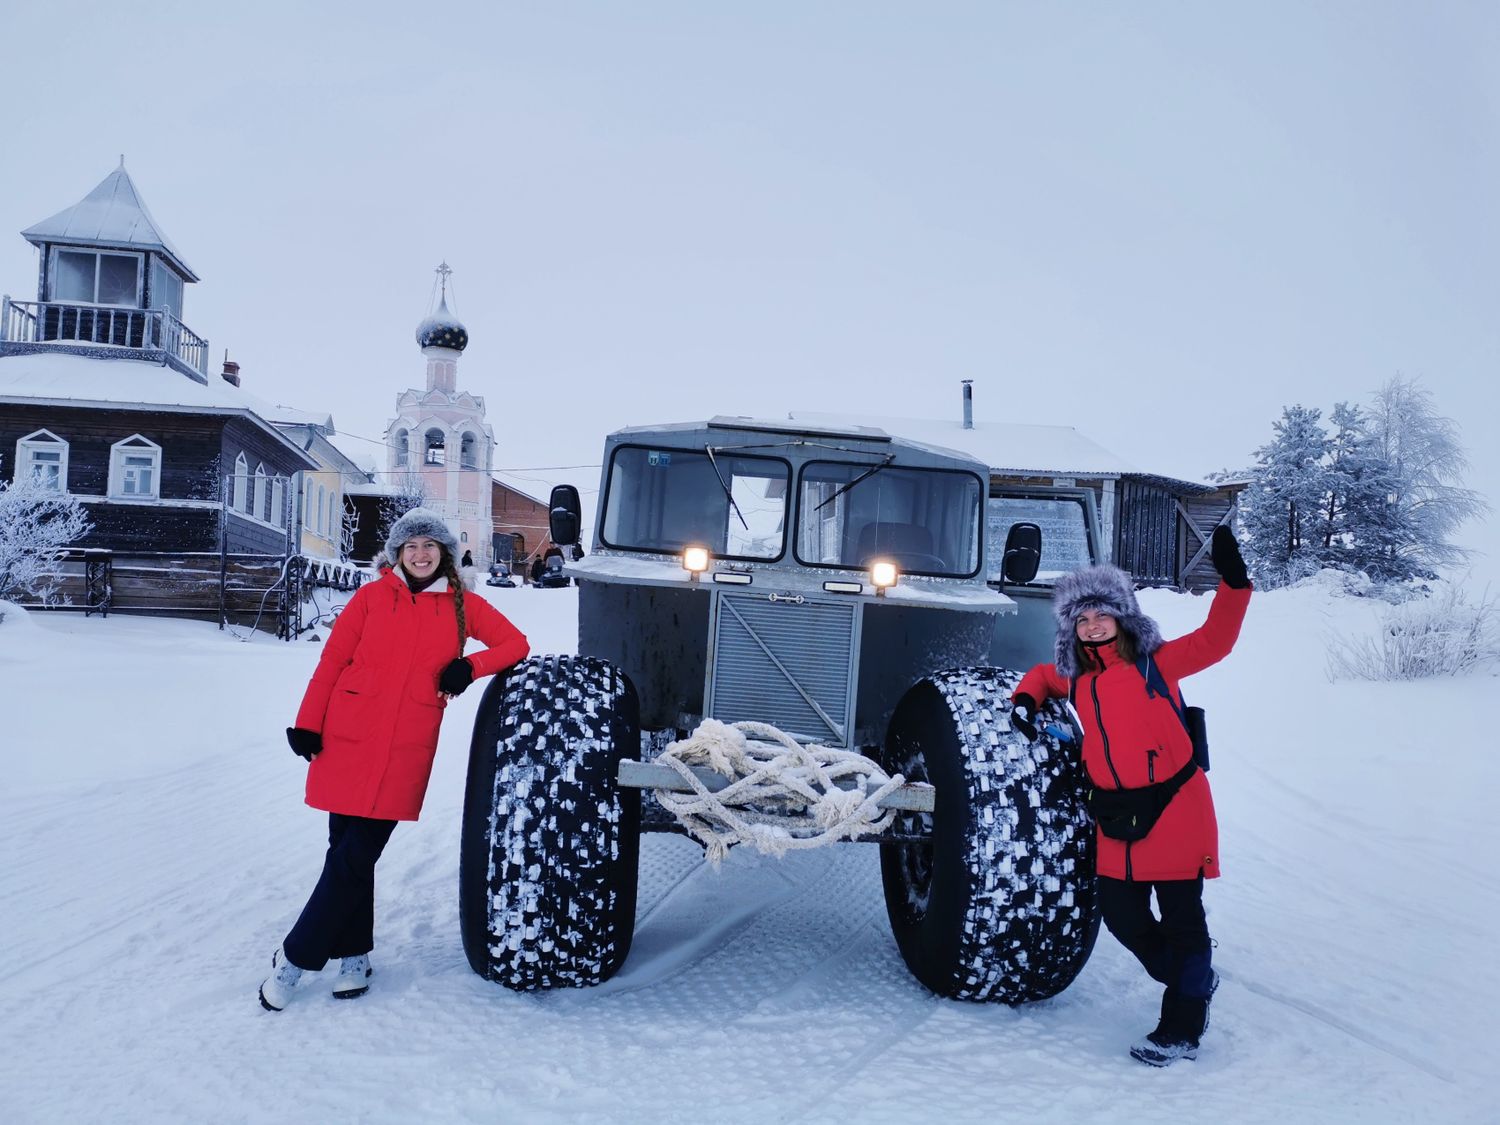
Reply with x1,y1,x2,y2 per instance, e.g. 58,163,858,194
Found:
399,536,444,581
1075,609,1119,644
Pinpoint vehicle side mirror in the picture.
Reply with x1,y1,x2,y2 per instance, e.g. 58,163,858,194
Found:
549,485,582,547
1000,522,1042,587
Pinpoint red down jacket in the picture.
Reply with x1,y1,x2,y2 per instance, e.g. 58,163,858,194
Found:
294,568,530,821
1015,582,1251,882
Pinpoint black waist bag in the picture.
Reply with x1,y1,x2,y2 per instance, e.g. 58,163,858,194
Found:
1087,758,1198,842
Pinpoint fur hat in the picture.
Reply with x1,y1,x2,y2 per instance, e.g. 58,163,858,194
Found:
382,507,459,569
1051,564,1162,678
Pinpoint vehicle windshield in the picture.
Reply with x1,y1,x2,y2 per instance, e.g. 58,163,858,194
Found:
794,461,982,577
599,445,790,559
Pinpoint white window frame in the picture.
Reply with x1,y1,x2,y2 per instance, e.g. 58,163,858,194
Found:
108,434,162,499
327,489,339,540
232,453,248,511
16,429,69,492
271,478,285,529
48,247,144,307
316,483,327,535
254,463,268,521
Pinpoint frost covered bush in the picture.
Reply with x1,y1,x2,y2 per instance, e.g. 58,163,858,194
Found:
0,476,92,605
1326,580,1498,681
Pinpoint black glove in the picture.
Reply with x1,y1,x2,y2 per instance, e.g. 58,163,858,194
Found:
286,727,321,762
1210,526,1250,589
1011,693,1039,742
439,657,474,696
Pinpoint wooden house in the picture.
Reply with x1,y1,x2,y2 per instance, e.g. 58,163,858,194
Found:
0,163,346,626
791,395,1245,592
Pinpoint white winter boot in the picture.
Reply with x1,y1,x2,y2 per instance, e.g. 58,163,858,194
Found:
332,954,373,1000
259,947,304,1012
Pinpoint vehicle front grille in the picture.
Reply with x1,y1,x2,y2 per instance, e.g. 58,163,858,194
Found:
706,591,859,748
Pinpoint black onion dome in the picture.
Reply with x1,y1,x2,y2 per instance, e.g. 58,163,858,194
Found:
416,296,469,353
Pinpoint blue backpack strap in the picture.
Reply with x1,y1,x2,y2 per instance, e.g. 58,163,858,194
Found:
1137,653,1190,734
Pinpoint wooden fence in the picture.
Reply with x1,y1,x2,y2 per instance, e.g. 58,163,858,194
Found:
17,550,365,637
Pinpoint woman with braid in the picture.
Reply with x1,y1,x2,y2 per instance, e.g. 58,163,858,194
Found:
260,508,529,1010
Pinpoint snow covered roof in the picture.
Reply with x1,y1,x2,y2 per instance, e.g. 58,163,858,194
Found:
0,351,316,468
785,410,1219,493
787,410,1141,478
325,431,384,476
260,402,335,434
21,162,199,282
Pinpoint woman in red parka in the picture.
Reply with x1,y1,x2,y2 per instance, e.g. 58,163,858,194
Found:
259,508,529,1011
1010,526,1251,1066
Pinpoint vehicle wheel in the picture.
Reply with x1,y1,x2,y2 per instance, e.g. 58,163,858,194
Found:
460,655,642,989
878,667,1098,1003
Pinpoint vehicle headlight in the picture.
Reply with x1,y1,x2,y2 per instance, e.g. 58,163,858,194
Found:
870,559,898,594
682,545,710,577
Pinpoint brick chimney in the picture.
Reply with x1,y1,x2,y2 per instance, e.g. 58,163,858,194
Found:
221,355,241,387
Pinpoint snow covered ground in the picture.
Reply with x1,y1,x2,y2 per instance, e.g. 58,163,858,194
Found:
0,578,1493,1124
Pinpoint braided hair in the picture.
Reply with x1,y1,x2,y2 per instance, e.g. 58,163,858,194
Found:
441,549,468,658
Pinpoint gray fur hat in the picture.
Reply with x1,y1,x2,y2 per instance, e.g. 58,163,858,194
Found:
1051,564,1163,678
383,507,459,568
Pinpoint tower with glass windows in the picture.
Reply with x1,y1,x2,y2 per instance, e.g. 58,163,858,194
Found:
384,264,494,564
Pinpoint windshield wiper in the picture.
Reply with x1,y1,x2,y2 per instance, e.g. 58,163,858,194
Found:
704,446,749,530
814,454,895,512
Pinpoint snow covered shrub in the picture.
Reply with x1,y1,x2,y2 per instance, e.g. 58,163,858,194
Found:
1326,580,1498,681
0,476,92,605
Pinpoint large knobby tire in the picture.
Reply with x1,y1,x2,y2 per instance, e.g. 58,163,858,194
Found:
878,667,1098,1003
459,655,642,989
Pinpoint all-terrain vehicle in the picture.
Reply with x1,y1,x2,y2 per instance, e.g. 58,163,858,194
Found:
460,416,1098,1003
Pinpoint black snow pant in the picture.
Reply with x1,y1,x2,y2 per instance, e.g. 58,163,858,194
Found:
1098,875,1214,999
282,813,397,972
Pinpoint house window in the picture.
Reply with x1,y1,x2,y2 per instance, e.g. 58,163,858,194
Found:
316,484,327,535
51,249,142,306
16,429,69,491
149,259,184,317
253,464,269,520
232,453,248,511
303,480,314,529
327,490,339,539
108,434,162,499
271,478,285,528
424,427,445,465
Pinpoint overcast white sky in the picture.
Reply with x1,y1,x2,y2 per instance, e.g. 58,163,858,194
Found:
2,2,1496,560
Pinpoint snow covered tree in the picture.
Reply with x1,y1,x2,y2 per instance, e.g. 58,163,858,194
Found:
376,471,428,558
1358,376,1487,580
0,473,93,604
1318,401,1401,575
1238,405,1331,586
339,496,360,562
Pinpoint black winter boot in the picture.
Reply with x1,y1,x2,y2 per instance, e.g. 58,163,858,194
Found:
1130,988,1210,1067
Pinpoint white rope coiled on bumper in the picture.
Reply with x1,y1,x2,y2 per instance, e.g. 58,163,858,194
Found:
653,718,906,864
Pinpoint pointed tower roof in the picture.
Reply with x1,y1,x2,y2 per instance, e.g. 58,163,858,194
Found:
22,160,198,281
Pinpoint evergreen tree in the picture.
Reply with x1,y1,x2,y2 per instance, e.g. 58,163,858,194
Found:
1321,401,1400,576
1239,405,1331,586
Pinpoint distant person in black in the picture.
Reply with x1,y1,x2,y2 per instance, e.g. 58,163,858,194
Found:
461,550,473,568
530,554,545,584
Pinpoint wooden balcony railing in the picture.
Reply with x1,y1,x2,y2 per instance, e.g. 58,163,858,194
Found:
0,296,208,377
